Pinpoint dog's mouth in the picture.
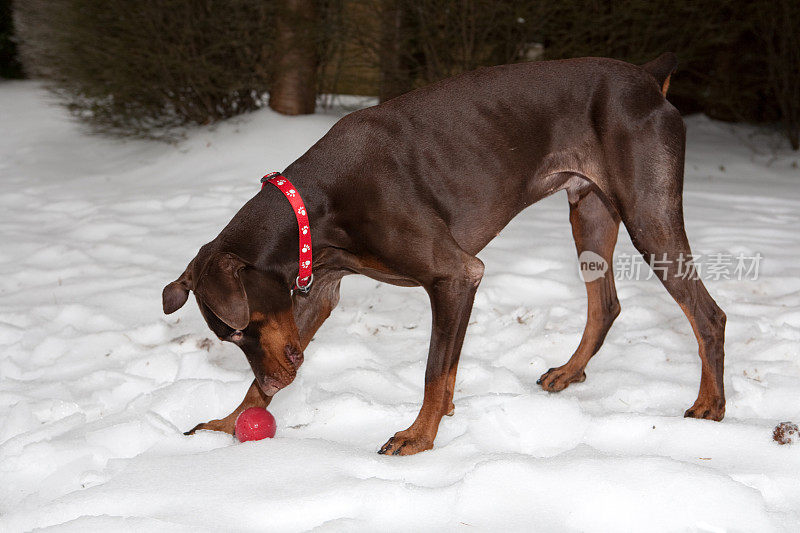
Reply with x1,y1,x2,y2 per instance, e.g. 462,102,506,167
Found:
259,378,284,396
257,371,293,396
254,344,303,396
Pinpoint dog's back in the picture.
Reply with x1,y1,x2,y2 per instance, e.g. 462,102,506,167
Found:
287,56,681,253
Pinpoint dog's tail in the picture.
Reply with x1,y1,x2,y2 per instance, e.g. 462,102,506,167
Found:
641,52,678,97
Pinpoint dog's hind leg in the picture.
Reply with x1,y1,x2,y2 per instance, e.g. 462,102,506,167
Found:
623,202,726,420
617,122,726,420
538,188,621,392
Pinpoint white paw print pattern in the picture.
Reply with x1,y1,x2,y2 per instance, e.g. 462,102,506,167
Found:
300,260,311,269
275,179,286,186
300,225,309,235
297,206,306,216
301,244,310,253
287,189,296,197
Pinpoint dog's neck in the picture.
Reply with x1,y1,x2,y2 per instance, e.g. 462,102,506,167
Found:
209,169,344,290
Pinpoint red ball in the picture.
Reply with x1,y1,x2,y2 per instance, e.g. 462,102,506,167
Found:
235,407,276,442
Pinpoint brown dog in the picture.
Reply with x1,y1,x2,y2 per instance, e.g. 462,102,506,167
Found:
163,53,726,455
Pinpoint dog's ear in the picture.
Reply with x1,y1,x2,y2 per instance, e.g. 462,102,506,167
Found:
163,260,194,314
194,253,250,330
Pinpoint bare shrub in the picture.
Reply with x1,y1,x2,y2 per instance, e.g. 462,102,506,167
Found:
14,0,277,138
754,0,800,150
11,0,799,149
1,0,24,79
520,0,798,151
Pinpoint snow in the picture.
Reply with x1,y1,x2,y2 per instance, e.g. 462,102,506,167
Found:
1,80,799,532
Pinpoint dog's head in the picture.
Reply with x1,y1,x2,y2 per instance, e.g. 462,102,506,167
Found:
162,248,303,396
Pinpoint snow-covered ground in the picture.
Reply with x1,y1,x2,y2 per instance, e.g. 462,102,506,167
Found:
1,80,799,532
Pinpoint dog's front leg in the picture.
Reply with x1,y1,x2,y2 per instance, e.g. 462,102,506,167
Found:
379,253,484,456
184,379,270,436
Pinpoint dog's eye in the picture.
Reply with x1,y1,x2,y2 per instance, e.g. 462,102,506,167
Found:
230,330,244,342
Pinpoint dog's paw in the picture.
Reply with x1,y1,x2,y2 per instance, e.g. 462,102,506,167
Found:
378,430,434,456
684,396,725,421
183,423,204,436
183,419,236,436
537,366,586,392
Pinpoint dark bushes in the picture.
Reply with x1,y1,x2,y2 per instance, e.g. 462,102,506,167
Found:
338,0,530,102
12,0,800,148
526,0,799,149
15,0,277,138
0,0,23,78
331,0,800,150
753,0,800,149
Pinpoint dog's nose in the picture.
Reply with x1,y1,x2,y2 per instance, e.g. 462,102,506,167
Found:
285,344,304,369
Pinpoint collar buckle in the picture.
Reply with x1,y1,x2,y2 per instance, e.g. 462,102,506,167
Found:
293,274,314,295
260,172,280,184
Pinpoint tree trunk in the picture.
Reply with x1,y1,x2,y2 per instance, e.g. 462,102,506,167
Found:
269,0,318,115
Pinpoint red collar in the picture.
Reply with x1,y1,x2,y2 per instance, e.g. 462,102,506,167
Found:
261,172,313,293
